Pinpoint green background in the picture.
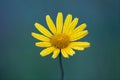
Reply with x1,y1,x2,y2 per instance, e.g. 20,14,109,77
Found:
0,0,120,80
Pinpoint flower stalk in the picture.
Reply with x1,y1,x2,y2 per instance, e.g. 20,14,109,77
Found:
59,53,64,80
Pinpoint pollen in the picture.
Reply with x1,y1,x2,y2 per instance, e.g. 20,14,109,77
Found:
51,34,70,49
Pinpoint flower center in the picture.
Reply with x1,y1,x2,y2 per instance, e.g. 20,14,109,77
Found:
51,34,70,49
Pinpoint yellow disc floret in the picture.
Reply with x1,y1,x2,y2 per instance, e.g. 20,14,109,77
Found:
51,34,70,49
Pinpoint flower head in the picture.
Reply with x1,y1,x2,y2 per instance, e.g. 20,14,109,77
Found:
32,12,90,59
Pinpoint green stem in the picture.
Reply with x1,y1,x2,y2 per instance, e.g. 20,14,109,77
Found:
59,53,64,80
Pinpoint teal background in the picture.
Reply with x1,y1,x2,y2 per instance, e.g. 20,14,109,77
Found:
0,0,120,80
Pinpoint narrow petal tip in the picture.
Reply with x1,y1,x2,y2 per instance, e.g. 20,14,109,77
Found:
40,53,45,57
87,43,90,47
34,22,38,26
58,12,62,14
31,32,34,36
46,15,50,18
35,42,38,46
75,17,79,21
82,23,87,27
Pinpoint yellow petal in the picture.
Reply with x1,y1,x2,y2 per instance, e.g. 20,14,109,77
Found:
63,14,72,33
35,42,51,47
46,15,56,34
40,47,55,57
31,32,50,41
56,12,63,33
61,49,69,58
70,30,88,41
71,46,84,51
67,18,79,35
52,48,60,59
34,23,52,38
73,23,87,34
64,47,75,56
70,42,90,48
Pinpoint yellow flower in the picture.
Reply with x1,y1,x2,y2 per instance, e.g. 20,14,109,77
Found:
31,12,90,59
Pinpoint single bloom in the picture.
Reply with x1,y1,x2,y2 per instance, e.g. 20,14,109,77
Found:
31,12,90,59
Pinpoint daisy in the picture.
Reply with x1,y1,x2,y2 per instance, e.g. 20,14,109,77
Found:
31,12,90,59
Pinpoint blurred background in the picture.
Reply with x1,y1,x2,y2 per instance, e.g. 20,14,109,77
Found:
0,0,120,80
